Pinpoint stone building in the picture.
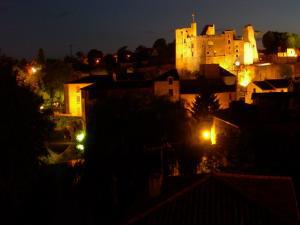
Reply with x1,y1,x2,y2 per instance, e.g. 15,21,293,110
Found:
175,21,259,78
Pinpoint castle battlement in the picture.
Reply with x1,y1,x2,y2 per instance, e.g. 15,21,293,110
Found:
176,22,259,78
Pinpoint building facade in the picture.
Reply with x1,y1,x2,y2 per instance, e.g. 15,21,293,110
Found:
176,22,259,78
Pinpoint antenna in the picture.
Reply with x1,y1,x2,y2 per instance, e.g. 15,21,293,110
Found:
192,12,195,23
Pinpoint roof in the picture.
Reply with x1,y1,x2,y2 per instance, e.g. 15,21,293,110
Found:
65,75,113,84
266,79,291,89
154,69,180,81
180,79,236,94
253,81,274,90
252,79,290,90
125,173,300,225
81,80,153,91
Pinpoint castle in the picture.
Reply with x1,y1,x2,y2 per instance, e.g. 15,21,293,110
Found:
175,20,259,78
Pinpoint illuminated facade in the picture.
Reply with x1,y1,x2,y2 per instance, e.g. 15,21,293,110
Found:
176,22,259,78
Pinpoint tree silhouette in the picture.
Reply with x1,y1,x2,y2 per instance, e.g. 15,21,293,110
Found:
191,91,220,120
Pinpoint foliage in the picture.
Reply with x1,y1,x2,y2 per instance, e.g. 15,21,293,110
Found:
0,60,53,223
87,49,103,67
82,94,191,221
37,48,46,65
191,91,220,120
263,31,300,53
42,59,73,105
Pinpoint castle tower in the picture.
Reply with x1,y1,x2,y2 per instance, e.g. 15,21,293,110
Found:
175,16,198,78
243,25,259,63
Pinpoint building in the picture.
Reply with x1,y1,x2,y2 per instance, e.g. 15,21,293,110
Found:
176,21,259,78
245,79,291,104
125,173,300,225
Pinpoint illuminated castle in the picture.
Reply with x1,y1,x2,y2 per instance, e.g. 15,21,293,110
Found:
176,19,259,78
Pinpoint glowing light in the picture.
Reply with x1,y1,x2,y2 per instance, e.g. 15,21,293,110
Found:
210,126,216,145
234,60,241,67
76,132,85,142
31,67,37,74
40,105,44,110
76,144,85,152
95,59,100,64
202,130,211,140
239,70,252,87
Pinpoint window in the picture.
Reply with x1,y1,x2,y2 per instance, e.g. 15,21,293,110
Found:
253,88,256,93
236,49,239,53
228,40,231,44
169,89,174,97
207,51,210,55
168,77,173,85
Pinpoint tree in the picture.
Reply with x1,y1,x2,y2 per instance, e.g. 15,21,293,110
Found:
42,59,73,107
263,31,300,53
87,49,103,67
134,45,151,66
103,54,117,74
0,60,53,224
191,91,220,121
37,48,46,65
153,38,168,65
82,94,191,222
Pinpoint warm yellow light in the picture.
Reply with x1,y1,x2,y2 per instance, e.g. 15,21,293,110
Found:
40,105,44,110
76,132,85,142
202,130,211,140
31,67,37,74
239,70,252,87
234,60,241,67
210,126,216,145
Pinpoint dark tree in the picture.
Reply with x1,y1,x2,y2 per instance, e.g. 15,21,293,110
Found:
191,92,220,120
42,59,73,107
87,49,103,67
103,54,117,74
0,60,53,224
82,94,191,223
37,48,46,65
134,45,151,66
263,31,300,53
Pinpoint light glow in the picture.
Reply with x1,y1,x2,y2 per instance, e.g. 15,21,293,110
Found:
76,132,85,142
76,144,85,152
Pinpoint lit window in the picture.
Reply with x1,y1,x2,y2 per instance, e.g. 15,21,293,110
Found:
76,96,80,103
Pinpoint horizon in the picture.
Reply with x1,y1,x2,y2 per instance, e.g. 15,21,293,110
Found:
1,0,299,59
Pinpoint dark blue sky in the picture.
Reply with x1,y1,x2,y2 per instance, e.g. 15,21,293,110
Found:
0,0,299,59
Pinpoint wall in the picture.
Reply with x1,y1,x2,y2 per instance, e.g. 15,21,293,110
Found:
154,79,180,102
64,83,93,117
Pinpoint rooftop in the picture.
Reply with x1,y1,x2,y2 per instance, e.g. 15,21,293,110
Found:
125,173,300,225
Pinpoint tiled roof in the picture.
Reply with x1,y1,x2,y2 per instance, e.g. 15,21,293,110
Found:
253,81,274,90
154,70,180,81
125,173,300,225
180,79,236,94
65,75,113,84
266,79,291,89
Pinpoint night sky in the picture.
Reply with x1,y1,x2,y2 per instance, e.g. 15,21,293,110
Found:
1,0,299,59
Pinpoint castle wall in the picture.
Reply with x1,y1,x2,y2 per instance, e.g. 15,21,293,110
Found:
176,22,259,79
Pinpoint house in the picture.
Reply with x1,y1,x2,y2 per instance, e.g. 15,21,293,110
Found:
245,79,291,104
125,173,300,225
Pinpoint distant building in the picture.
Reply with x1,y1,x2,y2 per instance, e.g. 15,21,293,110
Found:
176,21,258,78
